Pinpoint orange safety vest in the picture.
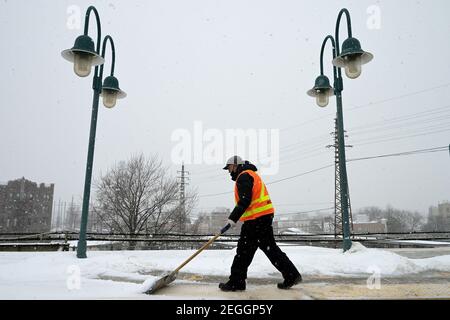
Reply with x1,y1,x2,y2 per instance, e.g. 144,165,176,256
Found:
234,170,275,222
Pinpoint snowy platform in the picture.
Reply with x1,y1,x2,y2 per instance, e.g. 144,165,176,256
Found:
0,243,449,299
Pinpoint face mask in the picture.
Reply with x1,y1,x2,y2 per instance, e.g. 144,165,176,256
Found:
230,165,243,181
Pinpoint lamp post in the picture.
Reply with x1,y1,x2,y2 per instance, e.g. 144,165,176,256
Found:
61,6,126,258
307,8,373,252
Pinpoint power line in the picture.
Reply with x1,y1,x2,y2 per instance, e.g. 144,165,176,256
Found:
189,102,450,185
277,207,335,216
275,201,334,207
191,105,450,181
350,112,450,135
347,83,450,112
265,164,335,186
192,129,449,185
187,85,450,179
197,190,232,198
279,105,450,156
196,164,335,198
244,105,450,168
269,123,449,169
351,122,450,144
281,82,450,133
347,146,448,163
196,145,448,198
349,105,450,132
273,122,450,167
353,128,450,147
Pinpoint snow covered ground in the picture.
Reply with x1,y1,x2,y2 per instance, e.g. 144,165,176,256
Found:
0,242,449,299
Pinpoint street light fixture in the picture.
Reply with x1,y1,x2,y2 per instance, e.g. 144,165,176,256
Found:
307,75,334,107
307,9,373,252
333,37,373,79
61,35,104,77
61,6,126,258
101,75,127,108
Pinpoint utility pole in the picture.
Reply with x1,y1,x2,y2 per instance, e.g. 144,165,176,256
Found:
70,196,75,230
327,117,354,244
57,199,62,231
177,163,190,234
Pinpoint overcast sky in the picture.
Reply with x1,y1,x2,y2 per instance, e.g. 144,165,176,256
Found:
1,0,449,219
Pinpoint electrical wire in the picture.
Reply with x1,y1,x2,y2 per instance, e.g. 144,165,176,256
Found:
196,145,449,198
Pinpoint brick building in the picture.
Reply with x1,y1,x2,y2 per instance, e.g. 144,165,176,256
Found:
0,177,54,233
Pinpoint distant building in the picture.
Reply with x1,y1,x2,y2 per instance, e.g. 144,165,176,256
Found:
429,201,450,219
194,207,243,234
427,201,450,231
275,217,309,234
0,177,54,233
352,219,387,234
275,214,334,235
352,214,387,234
355,214,369,223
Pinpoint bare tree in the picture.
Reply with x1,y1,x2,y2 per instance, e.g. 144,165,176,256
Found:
190,214,208,234
405,212,423,232
66,200,80,231
93,154,197,237
356,206,425,233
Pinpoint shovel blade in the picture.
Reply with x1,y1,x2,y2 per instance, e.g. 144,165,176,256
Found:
145,272,178,294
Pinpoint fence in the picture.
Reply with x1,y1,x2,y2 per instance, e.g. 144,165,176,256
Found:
0,231,449,251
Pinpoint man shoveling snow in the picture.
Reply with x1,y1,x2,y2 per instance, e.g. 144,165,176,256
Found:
219,156,302,292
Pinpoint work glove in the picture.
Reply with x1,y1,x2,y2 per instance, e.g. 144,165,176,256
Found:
226,219,236,229
220,219,236,234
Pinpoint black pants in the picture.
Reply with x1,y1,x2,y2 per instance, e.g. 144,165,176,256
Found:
229,214,300,282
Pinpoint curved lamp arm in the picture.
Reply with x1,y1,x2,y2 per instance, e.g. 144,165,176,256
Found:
84,6,102,55
335,8,352,57
320,35,341,93
334,8,353,89
83,6,103,91
99,35,116,80
320,35,337,76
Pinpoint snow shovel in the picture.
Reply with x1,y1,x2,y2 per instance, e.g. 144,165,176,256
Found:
143,223,232,294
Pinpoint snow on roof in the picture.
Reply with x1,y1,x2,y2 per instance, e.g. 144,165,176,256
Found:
280,227,311,235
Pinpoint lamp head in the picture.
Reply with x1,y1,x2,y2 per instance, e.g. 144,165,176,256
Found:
101,76,126,108
61,35,105,77
332,37,373,79
307,75,334,107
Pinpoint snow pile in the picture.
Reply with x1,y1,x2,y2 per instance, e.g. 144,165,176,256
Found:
65,241,114,248
140,277,158,293
284,242,448,276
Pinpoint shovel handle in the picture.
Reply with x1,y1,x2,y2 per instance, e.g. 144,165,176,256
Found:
220,223,231,234
173,226,229,273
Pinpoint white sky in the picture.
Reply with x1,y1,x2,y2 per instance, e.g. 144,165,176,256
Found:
0,0,449,219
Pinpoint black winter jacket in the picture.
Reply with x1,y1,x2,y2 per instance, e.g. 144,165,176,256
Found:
228,162,259,223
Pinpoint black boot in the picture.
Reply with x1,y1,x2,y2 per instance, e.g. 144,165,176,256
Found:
219,280,246,292
277,274,302,289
